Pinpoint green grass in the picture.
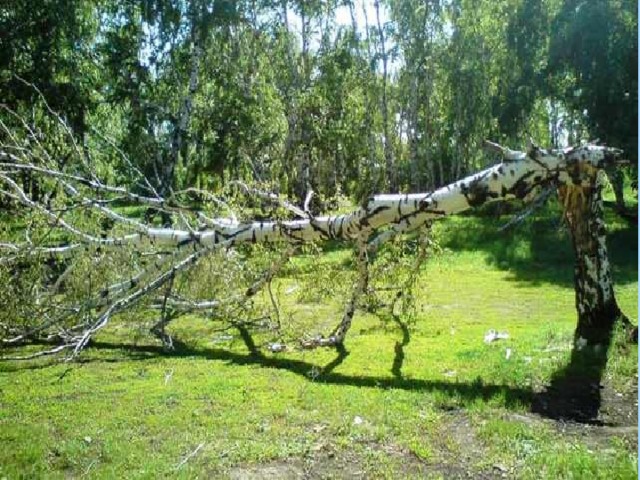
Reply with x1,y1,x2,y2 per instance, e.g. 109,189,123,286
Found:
0,198,637,479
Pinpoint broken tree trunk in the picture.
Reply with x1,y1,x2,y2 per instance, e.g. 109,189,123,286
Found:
0,122,631,357
559,167,631,344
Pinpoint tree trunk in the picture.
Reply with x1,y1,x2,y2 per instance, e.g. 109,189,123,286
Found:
408,76,420,191
374,0,395,192
155,7,202,225
3,138,633,356
558,170,625,344
605,166,626,211
361,1,378,191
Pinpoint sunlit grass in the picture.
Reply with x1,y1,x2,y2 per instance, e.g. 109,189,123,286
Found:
0,199,636,478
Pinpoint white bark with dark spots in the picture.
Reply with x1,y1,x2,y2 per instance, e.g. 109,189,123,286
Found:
559,169,624,343
0,139,626,357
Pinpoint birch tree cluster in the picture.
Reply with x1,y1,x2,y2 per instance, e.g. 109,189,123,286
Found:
1,0,636,203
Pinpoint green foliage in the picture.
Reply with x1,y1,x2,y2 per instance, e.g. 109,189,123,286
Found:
4,0,634,202
0,0,100,134
548,0,638,164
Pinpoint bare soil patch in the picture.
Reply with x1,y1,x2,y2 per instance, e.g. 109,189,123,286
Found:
227,438,499,479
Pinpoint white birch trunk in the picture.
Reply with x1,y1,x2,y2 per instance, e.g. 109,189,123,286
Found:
0,137,626,357
0,142,623,252
558,169,629,344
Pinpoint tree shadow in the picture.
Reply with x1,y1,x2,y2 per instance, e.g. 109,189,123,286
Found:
6,329,627,424
440,205,638,288
391,313,410,379
4,257,631,425
531,344,611,424
530,320,633,425
322,343,349,375
70,338,532,410
235,324,350,376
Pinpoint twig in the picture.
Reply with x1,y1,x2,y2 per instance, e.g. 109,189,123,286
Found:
81,460,97,478
301,231,370,348
1,343,72,360
267,279,281,328
483,139,526,161
229,180,307,219
303,189,314,216
175,442,205,470
499,186,555,231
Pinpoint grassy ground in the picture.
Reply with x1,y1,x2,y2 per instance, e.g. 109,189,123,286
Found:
0,195,637,479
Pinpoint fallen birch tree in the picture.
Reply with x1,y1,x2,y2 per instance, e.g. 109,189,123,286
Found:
0,107,633,360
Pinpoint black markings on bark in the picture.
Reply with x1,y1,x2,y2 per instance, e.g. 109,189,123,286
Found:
360,205,390,227
177,237,194,248
362,196,375,210
529,156,551,171
464,181,492,207
232,225,252,238
507,171,536,199
336,217,345,239
424,209,447,216
311,220,330,239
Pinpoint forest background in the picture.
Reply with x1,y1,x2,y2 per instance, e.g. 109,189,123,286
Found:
1,0,637,205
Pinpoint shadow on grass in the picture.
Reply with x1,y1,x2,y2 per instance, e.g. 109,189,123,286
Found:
391,313,410,380
234,324,350,377
439,205,638,287
74,337,533,410
531,342,612,425
7,330,626,424
530,317,637,425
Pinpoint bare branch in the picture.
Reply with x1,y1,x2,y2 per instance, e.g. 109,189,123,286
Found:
14,75,89,172
303,189,314,216
175,443,205,471
230,180,307,219
483,139,526,161
499,186,555,231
